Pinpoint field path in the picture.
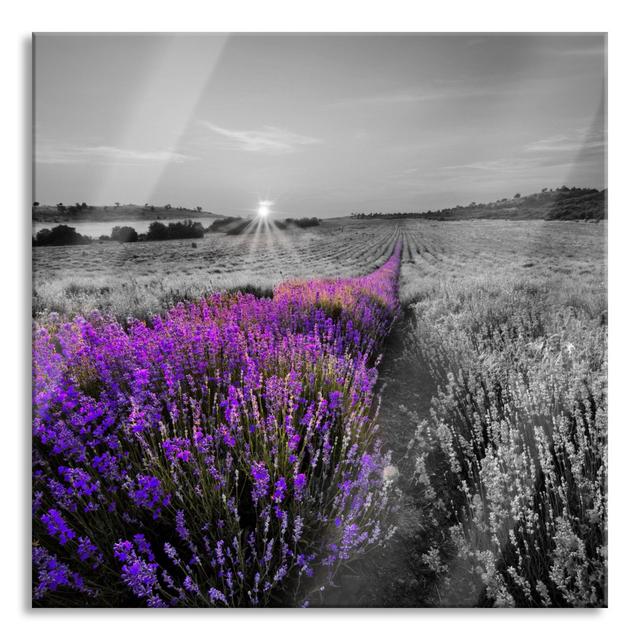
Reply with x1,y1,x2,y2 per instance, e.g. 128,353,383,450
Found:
316,244,445,606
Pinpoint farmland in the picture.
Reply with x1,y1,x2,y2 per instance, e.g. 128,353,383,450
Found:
33,219,400,320
321,219,606,607
32,218,606,607
33,219,604,318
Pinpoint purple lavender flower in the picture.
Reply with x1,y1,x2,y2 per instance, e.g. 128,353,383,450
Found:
147,594,168,608
129,474,170,519
133,533,155,560
293,473,307,501
59,466,99,497
208,587,228,605
41,509,75,545
91,452,121,480
77,535,102,566
272,477,286,503
175,510,190,541
328,390,342,411
33,546,70,599
250,462,270,505
113,539,161,599
162,438,192,464
184,575,199,594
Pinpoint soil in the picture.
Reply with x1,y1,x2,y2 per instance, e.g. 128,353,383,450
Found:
313,307,445,607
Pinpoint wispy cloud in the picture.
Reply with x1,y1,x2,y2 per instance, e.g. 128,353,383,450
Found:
436,131,605,183
201,122,321,154
524,128,606,153
36,144,192,165
440,157,542,175
438,126,606,178
331,84,512,107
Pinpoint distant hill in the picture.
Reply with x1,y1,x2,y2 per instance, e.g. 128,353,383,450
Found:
351,187,607,221
32,203,226,224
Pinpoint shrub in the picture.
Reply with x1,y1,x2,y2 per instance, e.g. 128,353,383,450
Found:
146,220,205,242
146,221,170,241
294,217,320,228
33,225,92,247
110,226,138,243
407,280,607,607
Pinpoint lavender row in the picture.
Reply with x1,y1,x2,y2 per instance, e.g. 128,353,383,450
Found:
32,242,402,607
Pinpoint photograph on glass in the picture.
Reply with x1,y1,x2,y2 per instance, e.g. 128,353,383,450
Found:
32,33,607,608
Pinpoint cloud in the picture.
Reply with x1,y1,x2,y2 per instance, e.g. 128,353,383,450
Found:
438,128,606,181
440,157,542,175
524,128,606,154
201,122,321,154
36,144,191,165
331,84,513,107
436,137,605,188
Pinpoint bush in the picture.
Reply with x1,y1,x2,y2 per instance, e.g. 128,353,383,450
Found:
294,217,320,228
146,221,169,241
33,225,92,247
146,220,205,242
110,226,138,243
407,280,607,607
285,217,321,228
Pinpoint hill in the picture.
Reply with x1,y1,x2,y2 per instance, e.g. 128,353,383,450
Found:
351,187,607,221
32,202,225,224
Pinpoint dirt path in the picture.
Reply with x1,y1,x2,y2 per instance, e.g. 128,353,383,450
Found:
313,239,475,607
315,307,443,607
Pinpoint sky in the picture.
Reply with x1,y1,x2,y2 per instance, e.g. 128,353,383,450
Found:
34,33,606,218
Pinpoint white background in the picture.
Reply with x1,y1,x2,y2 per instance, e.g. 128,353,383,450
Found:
2,1,638,638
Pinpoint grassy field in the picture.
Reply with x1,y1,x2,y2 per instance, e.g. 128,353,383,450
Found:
33,219,604,318
398,219,605,301
32,218,606,607
33,219,401,320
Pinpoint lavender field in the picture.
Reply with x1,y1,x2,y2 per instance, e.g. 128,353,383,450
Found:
32,219,607,607
33,236,403,606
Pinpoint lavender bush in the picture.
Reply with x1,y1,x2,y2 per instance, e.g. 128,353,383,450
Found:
32,243,402,607
407,278,607,606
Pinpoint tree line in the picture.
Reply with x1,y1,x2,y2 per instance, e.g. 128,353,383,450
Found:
33,220,206,247
33,216,322,246
349,187,601,220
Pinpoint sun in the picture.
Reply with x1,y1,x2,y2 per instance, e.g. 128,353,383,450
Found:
257,201,272,218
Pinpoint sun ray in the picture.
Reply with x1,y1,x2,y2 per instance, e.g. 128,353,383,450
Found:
231,199,311,287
